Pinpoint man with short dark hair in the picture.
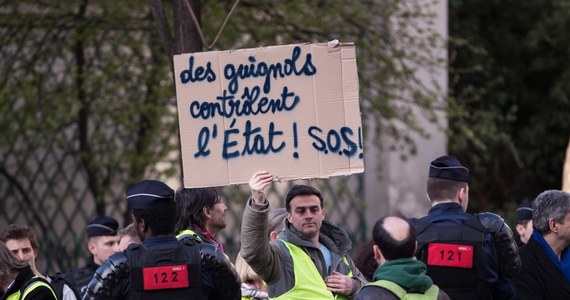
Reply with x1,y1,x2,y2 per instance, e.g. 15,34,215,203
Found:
63,215,119,297
240,171,366,299
412,155,520,300
174,187,227,252
516,190,570,299
83,179,240,300
355,215,448,300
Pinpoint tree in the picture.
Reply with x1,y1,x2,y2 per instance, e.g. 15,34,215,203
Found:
449,0,570,211
152,0,446,157
0,0,177,270
0,0,445,269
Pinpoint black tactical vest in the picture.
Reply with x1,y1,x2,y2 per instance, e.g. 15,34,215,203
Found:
125,241,205,300
413,215,493,300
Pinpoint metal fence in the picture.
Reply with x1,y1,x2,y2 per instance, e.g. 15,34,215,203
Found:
0,4,369,274
0,156,367,273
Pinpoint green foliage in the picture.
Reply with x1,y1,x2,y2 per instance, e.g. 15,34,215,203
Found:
449,0,570,211
0,1,177,215
1,0,443,268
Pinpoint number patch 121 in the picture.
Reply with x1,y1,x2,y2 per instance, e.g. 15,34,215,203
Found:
427,243,473,269
143,264,189,291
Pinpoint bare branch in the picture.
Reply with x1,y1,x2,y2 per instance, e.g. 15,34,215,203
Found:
149,0,175,61
182,0,208,50
208,0,241,50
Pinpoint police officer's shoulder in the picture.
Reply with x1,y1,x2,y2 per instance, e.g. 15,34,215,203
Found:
127,243,141,251
198,243,232,268
179,234,200,246
476,212,507,233
105,251,129,268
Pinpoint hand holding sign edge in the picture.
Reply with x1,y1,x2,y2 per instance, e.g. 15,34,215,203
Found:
249,171,273,205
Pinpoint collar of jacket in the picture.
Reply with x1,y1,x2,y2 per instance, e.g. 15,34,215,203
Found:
284,219,352,254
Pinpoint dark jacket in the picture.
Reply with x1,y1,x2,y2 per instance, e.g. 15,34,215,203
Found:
354,258,449,300
63,262,98,298
176,224,223,251
240,199,367,298
82,235,240,300
515,236,570,300
416,203,516,299
1,266,57,300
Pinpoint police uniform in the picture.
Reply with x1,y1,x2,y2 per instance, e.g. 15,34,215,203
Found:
63,216,119,297
412,155,520,300
82,180,240,300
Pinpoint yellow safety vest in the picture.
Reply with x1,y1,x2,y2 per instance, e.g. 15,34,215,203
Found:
6,276,57,300
176,229,203,242
272,241,351,300
368,280,439,300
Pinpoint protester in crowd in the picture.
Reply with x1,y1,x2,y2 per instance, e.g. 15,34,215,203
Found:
174,187,228,252
267,208,287,241
82,179,240,300
240,171,366,299
515,201,533,245
0,224,79,300
116,223,141,251
236,207,287,300
355,215,449,300
0,242,57,300
63,216,119,297
516,190,570,299
353,240,378,282
235,256,268,300
411,155,520,300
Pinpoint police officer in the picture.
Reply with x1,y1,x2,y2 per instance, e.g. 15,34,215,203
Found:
82,180,240,300
411,155,520,300
64,216,119,297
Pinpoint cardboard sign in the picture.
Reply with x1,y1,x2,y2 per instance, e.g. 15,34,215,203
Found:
173,41,364,188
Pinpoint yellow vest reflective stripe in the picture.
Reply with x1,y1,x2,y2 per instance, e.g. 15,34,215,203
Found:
273,241,350,300
368,280,439,300
176,229,203,242
7,276,57,300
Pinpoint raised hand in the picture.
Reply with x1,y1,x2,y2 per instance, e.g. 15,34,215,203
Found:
249,171,273,204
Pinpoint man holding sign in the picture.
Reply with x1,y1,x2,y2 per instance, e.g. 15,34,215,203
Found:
82,180,240,300
240,171,366,299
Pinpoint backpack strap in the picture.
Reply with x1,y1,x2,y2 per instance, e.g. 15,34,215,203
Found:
369,280,407,299
423,285,440,299
368,280,440,300
20,276,57,300
50,272,81,300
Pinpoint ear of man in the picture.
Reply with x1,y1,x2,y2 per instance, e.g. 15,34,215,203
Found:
373,244,383,264
457,187,465,203
549,219,558,233
202,206,212,221
87,238,97,255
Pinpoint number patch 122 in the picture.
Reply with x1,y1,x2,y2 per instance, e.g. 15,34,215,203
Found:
143,264,189,290
427,243,473,269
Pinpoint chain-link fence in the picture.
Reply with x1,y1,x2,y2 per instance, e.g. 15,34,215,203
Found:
0,2,369,274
